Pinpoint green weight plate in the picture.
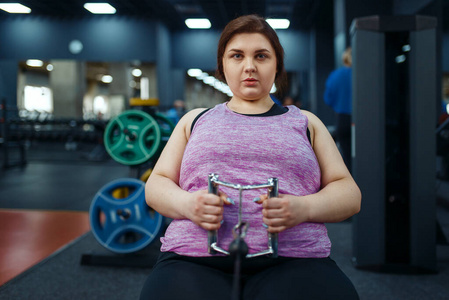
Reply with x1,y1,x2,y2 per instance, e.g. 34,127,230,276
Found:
104,110,161,165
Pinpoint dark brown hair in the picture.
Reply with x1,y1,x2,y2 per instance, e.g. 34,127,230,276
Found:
216,14,287,96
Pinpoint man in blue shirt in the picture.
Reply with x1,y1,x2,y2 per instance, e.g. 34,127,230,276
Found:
324,47,352,172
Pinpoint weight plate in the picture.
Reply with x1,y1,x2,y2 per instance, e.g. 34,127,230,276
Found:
89,178,163,253
104,110,161,165
140,168,153,182
154,112,175,142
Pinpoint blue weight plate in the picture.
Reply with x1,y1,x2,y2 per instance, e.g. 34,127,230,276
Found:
89,178,163,253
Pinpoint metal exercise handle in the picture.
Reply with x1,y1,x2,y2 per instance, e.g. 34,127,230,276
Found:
207,174,219,254
207,173,279,258
268,178,279,258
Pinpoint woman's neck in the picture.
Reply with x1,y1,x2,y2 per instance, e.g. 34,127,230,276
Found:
227,96,274,114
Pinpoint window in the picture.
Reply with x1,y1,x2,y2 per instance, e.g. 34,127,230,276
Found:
23,85,53,112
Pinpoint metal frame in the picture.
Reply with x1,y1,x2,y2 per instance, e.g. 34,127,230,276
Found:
207,173,279,258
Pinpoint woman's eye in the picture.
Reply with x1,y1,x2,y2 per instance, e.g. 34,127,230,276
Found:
232,54,242,59
257,54,267,59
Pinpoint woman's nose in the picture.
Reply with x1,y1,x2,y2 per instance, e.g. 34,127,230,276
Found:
244,59,256,74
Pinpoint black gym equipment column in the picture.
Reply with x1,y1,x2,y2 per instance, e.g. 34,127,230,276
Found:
351,15,437,273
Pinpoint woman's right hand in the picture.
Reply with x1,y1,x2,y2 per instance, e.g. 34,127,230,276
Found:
186,190,232,231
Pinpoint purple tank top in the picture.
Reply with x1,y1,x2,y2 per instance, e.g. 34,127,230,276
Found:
160,102,331,257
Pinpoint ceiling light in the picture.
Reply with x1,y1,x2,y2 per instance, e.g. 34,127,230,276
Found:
101,75,113,83
0,3,31,13
185,18,211,29
84,3,116,14
131,68,142,77
266,18,290,29
187,68,203,77
395,55,406,64
26,59,44,67
197,72,208,80
189,70,232,97
69,40,83,54
203,76,215,85
214,81,225,90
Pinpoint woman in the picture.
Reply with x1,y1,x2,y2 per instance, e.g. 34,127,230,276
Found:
140,14,361,300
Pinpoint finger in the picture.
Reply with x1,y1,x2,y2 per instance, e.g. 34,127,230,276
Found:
263,217,287,232
200,213,223,223
200,221,221,231
202,194,223,206
263,216,284,227
262,197,285,209
200,213,224,230
202,204,224,216
253,194,268,204
266,225,286,233
263,204,288,218
219,192,235,205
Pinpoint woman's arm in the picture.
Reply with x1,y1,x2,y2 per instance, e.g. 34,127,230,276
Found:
257,110,361,233
145,108,230,230
301,110,361,222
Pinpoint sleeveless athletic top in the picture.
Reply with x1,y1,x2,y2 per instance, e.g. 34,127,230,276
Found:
160,102,331,258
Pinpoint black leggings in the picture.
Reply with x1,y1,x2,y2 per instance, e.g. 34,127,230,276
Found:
140,252,359,300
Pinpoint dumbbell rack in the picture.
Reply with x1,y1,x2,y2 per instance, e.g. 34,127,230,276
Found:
0,98,27,169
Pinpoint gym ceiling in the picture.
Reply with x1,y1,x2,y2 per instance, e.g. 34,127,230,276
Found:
0,0,327,31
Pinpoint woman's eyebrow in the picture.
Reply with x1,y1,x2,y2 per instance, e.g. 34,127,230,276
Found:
227,48,271,53
255,48,271,53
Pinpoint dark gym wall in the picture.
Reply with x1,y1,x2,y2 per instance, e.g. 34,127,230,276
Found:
393,0,435,13
171,30,220,71
0,16,158,60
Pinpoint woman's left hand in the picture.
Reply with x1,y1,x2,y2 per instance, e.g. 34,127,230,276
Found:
254,194,309,233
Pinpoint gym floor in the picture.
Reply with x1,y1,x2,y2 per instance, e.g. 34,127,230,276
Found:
0,209,90,285
1,140,449,298
0,141,129,286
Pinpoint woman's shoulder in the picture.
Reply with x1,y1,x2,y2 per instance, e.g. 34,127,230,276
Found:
297,109,321,126
296,109,328,148
178,107,212,138
183,107,210,120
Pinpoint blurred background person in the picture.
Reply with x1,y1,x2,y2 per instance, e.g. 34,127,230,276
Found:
324,47,352,172
165,99,186,124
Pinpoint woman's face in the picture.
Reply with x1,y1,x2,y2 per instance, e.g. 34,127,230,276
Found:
223,33,277,102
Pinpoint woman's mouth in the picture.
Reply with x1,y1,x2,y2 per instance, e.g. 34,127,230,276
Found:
243,78,258,86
